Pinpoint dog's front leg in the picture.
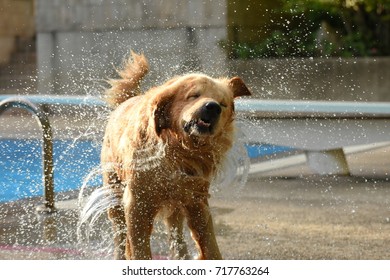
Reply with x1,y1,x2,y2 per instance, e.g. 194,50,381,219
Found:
125,200,158,260
184,201,222,260
165,208,191,260
108,205,127,260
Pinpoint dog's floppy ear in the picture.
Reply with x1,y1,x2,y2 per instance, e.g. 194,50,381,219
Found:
152,91,174,136
229,77,252,98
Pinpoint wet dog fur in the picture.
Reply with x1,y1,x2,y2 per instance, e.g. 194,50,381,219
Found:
102,51,251,260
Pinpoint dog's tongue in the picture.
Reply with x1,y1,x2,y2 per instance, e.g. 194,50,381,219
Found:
198,119,211,127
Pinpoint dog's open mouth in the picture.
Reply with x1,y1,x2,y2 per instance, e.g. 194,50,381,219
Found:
183,102,222,136
184,118,214,135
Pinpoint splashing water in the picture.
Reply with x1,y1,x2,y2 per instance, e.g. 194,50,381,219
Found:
77,182,119,259
77,170,184,259
213,122,251,194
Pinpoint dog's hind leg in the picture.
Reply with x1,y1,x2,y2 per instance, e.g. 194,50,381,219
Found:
165,207,191,260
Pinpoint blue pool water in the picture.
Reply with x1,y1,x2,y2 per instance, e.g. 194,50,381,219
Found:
0,139,292,202
0,139,101,203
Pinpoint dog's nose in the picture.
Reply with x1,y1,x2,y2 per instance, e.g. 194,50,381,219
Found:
204,102,222,116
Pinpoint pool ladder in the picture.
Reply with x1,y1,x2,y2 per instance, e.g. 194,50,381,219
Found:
0,97,56,214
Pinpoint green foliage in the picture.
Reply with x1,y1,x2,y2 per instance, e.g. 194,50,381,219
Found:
226,0,390,58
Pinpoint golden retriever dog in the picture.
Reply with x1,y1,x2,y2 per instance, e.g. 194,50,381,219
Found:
102,51,251,260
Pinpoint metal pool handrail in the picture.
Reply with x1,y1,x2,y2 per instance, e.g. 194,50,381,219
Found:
0,97,56,214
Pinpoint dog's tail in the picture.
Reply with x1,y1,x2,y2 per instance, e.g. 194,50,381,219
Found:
105,51,149,107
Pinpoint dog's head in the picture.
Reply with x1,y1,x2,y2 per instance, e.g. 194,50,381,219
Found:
150,74,251,140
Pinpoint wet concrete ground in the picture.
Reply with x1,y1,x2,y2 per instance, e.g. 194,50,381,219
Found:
0,110,389,259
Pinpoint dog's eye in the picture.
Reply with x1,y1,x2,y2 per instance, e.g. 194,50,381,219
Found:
187,93,200,100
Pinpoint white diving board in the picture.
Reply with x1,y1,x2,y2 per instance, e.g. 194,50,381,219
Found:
235,99,390,175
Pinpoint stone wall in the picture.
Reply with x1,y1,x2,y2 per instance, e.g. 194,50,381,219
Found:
36,0,225,32
36,0,228,95
0,0,35,64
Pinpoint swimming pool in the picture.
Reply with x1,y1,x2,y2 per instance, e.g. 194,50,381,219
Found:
0,138,292,202
0,139,101,202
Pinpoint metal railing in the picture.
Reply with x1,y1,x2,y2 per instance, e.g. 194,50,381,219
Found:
0,97,56,214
